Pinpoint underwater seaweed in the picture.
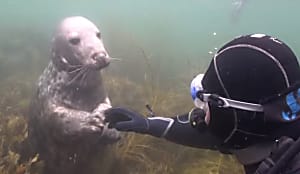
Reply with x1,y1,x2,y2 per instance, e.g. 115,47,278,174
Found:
0,109,44,174
105,71,244,174
0,33,46,173
103,38,245,174
105,75,183,173
0,28,245,174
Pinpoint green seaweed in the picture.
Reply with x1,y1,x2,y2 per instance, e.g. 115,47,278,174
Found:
0,75,44,174
0,29,245,174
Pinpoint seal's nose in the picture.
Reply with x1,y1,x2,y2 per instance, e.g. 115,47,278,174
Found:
98,52,107,59
91,52,107,60
91,52,110,69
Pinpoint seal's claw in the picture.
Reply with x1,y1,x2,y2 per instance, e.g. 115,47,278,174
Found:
100,125,121,144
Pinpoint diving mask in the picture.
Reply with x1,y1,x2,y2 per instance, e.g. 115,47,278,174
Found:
190,74,209,111
190,73,264,112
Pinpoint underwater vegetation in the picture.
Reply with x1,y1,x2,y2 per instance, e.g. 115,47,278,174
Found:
106,75,245,174
0,29,244,174
0,75,44,174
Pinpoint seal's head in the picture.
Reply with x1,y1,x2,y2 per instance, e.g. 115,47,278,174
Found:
51,16,110,71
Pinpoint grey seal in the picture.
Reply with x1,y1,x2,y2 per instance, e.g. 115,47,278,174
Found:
28,16,120,174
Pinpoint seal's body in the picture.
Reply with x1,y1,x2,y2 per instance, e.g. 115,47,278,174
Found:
28,16,119,174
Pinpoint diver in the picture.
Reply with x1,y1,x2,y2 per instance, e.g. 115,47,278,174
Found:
105,34,300,174
231,0,248,23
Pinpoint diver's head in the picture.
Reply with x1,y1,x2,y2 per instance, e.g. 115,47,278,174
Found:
191,34,300,149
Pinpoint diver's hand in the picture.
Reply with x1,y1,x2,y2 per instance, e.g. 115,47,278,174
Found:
104,107,149,133
105,107,175,137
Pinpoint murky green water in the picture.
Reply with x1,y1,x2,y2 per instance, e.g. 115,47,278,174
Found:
0,0,299,173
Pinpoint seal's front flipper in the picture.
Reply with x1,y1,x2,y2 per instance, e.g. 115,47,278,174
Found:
48,103,106,143
99,125,121,144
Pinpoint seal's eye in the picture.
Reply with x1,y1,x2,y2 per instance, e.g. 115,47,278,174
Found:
69,37,81,45
96,32,101,39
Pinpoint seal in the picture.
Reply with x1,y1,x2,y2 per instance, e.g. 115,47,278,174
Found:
28,16,120,174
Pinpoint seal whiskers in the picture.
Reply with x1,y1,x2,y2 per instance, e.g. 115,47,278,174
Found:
108,57,122,61
79,68,91,87
68,65,84,74
67,66,89,86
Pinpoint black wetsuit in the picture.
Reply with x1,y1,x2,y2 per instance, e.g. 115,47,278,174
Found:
105,106,300,174
142,111,300,174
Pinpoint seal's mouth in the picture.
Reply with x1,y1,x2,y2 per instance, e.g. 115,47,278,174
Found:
91,52,110,70
94,58,110,70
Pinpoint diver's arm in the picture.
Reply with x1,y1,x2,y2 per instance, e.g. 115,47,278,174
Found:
163,113,222,149
105,107,222,150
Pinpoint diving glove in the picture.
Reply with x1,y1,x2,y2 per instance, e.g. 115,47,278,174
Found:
104,107,173,137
